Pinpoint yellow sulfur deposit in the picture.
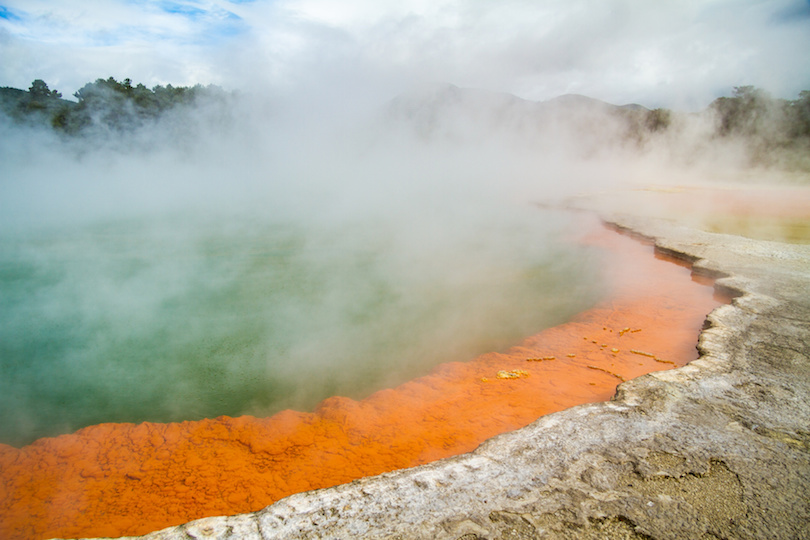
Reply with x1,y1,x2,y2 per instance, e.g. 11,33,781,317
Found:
526,356,555,362
496,369,530,379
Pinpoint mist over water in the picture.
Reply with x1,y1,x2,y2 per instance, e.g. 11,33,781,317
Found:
5,74,809,447
0,91,613,447
7,78,804,447
0,207,600,447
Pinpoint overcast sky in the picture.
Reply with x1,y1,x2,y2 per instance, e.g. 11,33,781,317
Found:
2,0,810,110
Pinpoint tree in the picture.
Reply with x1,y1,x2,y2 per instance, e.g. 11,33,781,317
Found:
788,90,810,138
710,85,772,137
644,108,671,132
8,75,230,136
28,79,62,99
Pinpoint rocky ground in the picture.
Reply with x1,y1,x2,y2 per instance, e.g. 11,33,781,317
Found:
83,204,810,540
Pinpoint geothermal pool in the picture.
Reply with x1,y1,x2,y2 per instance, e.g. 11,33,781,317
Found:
0,207,601,447
0,210,724,540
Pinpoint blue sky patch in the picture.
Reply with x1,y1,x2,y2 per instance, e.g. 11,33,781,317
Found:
772,0,810,23
0,5,23,21
157,1,207,19
140,0,247,43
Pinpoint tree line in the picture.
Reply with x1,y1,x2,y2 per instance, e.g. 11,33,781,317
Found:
2,78,809,169
604,85,809,170
711,86,810,139
706,86,810,168
0,77,229,134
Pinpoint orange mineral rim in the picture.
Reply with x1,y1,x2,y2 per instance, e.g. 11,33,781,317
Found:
0,222,725,540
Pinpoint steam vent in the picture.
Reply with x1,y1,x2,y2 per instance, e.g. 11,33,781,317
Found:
2,188,810,540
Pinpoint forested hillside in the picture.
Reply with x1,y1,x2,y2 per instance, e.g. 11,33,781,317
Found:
0,77,229,135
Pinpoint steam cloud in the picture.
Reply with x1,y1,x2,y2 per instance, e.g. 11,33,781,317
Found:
3,75,809,447
1,84,619,446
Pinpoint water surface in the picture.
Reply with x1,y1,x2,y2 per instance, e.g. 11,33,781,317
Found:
0,207,601,446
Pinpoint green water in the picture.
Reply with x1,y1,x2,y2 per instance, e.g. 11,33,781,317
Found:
0,208,602,447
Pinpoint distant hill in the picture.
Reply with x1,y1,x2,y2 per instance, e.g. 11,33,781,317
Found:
386,85,648,121
0,85,77,127
1,77,229,135
381,83,810,171
381,83,658,151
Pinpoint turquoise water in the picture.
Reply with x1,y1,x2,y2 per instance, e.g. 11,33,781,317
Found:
0,208,601,447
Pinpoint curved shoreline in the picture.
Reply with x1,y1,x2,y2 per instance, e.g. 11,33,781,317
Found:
118,212,810,539
3,218,722,540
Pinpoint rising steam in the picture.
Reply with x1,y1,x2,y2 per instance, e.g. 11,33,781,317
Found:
1,77,807,446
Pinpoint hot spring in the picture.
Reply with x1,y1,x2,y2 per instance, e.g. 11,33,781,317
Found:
0,205,602,447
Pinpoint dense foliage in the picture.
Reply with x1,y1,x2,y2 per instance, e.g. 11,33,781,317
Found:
706,86,810,168
29,79,62,100
710,86,810,139
1,77,228,135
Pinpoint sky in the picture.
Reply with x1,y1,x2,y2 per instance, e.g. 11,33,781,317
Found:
1,0,810,110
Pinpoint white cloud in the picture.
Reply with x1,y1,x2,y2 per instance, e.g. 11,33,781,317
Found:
1,0,809,107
